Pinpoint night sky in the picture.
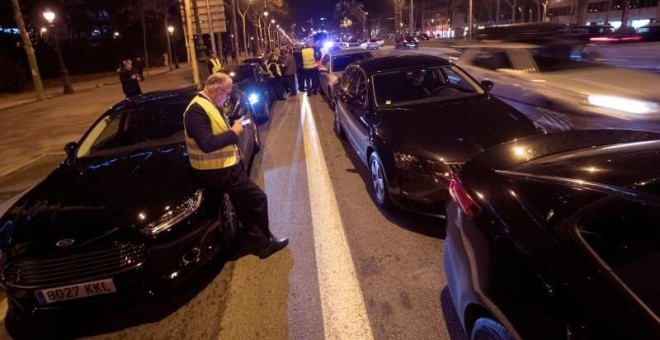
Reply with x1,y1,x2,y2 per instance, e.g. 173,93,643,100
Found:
289,0,390,26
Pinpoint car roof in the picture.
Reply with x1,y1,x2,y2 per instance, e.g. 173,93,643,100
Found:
221,64,254,71
329,48,372,57
354,55,451,74
115,86,197,107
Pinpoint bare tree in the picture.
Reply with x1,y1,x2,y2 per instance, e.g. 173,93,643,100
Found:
10,0,45,100
236,0,252,56
504,0,517,23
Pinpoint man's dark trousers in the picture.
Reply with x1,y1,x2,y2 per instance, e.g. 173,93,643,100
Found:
194,163,271,249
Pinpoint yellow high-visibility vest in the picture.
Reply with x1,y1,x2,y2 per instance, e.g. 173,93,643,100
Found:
301,48,316,69
210,58,222,73
267,62,282,77
183,95,239,170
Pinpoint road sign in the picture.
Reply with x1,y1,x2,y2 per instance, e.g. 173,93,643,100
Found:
180,0,227,34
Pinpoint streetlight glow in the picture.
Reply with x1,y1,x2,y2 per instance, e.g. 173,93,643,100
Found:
167,26,174,34
42,9,55,23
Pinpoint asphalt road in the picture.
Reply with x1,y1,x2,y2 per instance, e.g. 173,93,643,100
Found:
0,46,467,340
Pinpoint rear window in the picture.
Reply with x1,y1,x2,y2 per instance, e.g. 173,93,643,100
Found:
332,53,370,72
576,198,660,314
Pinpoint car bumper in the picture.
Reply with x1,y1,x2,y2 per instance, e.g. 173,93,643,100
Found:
388,171,449,216
3,217,221,320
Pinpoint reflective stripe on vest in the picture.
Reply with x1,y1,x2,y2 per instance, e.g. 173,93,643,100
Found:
183,95,239,170
267,62,282,77
210,58,222,73
301,48,316,69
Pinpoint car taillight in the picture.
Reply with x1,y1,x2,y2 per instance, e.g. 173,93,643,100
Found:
449,175,482,218
620,36,642,41
589,36,619,42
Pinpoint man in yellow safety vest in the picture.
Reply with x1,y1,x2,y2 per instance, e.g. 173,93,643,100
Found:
183,72,288,259
208,52,222,74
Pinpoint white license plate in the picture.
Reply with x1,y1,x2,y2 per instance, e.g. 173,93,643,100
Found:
35,278,117,304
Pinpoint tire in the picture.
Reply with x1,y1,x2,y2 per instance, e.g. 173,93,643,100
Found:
369,152,392,209
333,104,345,138
471,317,514,340
259,97,271,123
219,193,240,251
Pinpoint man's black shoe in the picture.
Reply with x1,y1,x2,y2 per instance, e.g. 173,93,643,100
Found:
258,237,289,259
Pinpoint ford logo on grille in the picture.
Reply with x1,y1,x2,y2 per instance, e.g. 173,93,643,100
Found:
56,238,75,248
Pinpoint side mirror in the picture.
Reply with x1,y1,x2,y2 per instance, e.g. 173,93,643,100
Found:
480,80,494,92
64,142,78,165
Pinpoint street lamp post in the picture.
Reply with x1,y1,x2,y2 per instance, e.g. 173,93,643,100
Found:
167,25,174,70
168,26,179,69
42,9,74,94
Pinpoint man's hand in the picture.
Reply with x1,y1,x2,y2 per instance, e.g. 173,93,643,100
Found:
231,119,245,136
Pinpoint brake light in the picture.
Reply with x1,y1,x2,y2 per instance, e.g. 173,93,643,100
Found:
620,36,642,41
449,175,482,218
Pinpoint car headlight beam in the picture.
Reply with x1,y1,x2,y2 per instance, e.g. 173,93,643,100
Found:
248,93,259,105
587,95,659,115
141,190,203,236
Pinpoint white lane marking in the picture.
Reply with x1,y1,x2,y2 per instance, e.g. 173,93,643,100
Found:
300,94,374,340
0,298,7,322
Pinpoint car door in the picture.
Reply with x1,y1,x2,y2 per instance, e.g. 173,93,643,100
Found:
340,67,371,162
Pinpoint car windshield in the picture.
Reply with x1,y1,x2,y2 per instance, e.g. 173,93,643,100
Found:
530,46,596,72
76,99,191,158
332,53,371,72
372,65,484,106
223,68,255,83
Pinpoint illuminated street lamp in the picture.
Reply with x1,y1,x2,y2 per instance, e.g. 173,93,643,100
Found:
167,25,179,69
42,8,74,94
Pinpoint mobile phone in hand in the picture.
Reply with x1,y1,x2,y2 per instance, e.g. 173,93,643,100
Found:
240,119,252,126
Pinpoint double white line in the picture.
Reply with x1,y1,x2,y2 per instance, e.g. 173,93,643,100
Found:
300,95,374,339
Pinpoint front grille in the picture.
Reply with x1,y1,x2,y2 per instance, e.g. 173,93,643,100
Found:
2,242,146,288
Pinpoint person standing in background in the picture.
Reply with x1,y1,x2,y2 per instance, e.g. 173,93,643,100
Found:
282,48,298,96
119,59,142,98
208,52,222,74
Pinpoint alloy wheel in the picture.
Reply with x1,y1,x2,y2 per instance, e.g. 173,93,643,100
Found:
369,153,391,208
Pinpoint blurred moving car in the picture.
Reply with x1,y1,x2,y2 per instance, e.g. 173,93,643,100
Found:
0,87,260,324
221,63,273,123
361,38,384,50
394,36,419,49
445,129,660,340
318,49,374,104
453,42,660,133
637,22,660,42
416,33,431,40
332,55,537,216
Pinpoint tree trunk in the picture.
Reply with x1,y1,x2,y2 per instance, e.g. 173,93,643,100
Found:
11,0,45,100
231,0,240,59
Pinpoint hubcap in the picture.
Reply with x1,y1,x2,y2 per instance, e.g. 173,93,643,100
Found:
371,157,385,202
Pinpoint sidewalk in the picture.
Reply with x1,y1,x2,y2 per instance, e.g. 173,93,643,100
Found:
0,64,196,181
0,65,174,112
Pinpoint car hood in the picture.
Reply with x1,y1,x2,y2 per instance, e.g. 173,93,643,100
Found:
376,95,537,161
540,67,660,101
2,144,199,258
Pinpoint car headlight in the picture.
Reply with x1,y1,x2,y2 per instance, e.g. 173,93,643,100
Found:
141,190,203,236
587,95,660,115
393,152,426,174
248,93,259,105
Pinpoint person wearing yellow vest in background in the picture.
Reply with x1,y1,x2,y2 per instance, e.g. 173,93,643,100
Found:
301,42,320,95
183,73,288,259
266,54,285,100
207,52,222,74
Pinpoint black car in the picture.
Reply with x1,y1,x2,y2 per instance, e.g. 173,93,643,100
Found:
445,130,660,339
221,64,273,123
0,87,260,322
394,36,419,49
332,55,537,216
